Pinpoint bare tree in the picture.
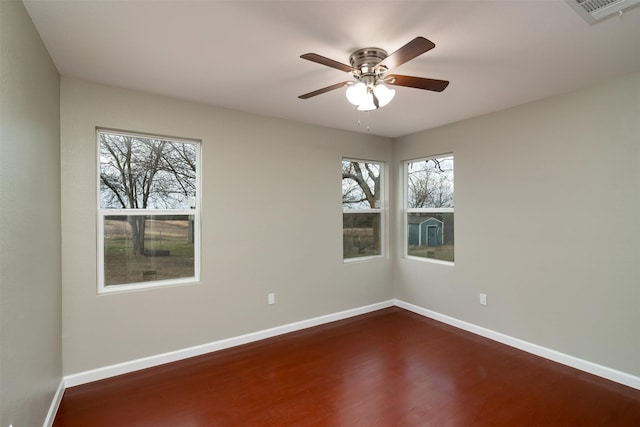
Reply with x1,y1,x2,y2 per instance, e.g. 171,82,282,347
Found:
99,133,196,255
407,157,453,209
342,161,380,209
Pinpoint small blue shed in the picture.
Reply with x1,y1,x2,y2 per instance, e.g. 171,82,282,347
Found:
408,217,444,247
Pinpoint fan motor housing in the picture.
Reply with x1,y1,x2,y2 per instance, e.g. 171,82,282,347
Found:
349,48,388,75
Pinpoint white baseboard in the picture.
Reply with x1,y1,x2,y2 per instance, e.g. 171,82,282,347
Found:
43,378,65,427
62,298,639,392
394,299,640,390
64,300,395,387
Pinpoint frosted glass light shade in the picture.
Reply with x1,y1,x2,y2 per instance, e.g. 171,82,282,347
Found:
373,84,396,108
346,82,367,106
357,93,377,111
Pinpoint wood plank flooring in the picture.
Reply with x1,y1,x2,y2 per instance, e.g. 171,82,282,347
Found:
53,307,640,426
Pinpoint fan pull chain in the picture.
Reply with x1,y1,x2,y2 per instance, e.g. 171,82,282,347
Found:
356,110,372,132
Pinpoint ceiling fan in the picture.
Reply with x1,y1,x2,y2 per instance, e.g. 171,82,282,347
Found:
298,36,449,111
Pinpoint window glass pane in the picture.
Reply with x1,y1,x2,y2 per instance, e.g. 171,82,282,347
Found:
407,212,454,262
103,214,195,286
99,132,197,209
407,156,453,209
342,160,381,209
343,212,381,259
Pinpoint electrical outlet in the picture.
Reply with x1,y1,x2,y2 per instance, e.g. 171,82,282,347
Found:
268,293,275,305
479,293,488,306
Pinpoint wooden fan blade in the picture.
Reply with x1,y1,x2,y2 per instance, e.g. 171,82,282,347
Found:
386,74,449,92
298,82,351,99
300,53,356,73
377,37,436,71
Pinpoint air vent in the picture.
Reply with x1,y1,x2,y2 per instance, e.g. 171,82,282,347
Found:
566,0,640,23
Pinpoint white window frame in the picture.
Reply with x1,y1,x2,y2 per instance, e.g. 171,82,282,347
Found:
404,154,454,266
97,129,201,293
342,158,386,263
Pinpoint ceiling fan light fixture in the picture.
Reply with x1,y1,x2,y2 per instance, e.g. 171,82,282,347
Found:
348,82,395,110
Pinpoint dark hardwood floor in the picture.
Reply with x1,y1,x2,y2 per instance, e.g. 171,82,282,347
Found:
53,307,640,426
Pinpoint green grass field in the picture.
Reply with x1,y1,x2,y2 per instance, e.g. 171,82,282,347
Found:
407,244,454,262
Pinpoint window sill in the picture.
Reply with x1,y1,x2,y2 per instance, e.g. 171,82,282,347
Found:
98,277,199,295
343,255,386,264
404,256,454,267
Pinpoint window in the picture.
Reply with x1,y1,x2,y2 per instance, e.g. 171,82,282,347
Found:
405,154,454,263
342,159,384,260
97,129,200,292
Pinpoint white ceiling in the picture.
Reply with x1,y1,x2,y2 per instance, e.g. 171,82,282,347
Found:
23,0,640,138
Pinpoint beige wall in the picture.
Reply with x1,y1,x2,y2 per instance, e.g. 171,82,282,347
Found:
0,1,62,425
60,78,394,375
393,72,640,376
